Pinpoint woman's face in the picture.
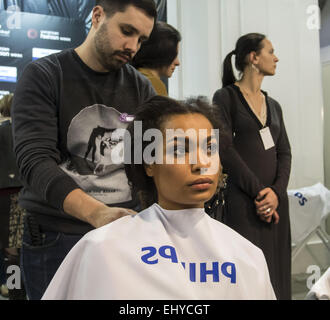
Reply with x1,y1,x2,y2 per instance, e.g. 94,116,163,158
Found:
254,39,279,76
145,113,221,210
159,43,180,78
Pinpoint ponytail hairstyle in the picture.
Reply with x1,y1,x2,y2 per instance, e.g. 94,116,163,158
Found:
222,33,266,88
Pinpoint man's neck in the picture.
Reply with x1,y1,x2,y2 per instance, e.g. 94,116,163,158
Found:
75,41,108,73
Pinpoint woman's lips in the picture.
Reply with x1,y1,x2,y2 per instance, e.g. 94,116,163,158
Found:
188,178,213,190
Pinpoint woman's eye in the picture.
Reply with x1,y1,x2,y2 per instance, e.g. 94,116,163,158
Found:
207,143,218,154
174,146,186,156
138,37,146,44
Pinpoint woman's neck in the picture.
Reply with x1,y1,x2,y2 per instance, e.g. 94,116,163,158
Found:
149,68,162,78
158,200,204,211
236,69,264,94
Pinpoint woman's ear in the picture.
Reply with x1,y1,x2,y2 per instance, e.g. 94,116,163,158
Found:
144,164,154,177
249,51,259,65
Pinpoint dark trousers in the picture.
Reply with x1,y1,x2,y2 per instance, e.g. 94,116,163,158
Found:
20,217,83,300
0,250,6,286
3,249,27,300
0,194,10,249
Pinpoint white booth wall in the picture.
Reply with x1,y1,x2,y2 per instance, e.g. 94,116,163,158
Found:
321,0,330,190
167,0,325,190
322,61,330,190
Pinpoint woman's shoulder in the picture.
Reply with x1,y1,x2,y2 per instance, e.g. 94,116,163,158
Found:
213,84,238,104
138,68,168,96
81,205,160,245
264,94,284,116
213,85,232,96
80,215,136,247
262,91,282,107
207,215,265,257
137,67,153,78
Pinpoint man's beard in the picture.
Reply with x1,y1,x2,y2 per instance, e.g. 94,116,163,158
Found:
94,23,133,71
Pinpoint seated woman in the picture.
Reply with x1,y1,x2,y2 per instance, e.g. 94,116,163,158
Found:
131,21,181,96
42,96,275,300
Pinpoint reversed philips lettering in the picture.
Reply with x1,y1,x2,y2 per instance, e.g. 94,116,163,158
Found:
141,247,158,265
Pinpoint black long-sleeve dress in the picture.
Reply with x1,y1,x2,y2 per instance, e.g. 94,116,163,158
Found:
213,84,292,300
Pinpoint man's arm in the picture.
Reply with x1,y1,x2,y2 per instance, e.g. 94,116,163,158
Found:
12,61,78,209
63,189,135,228
12,59,134,227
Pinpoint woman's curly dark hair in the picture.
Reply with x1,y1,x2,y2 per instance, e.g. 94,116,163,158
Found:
124,95,230,209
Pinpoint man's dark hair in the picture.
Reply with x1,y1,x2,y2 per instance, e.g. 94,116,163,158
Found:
95,0,157,19
132,21,181,69
124,95,229,209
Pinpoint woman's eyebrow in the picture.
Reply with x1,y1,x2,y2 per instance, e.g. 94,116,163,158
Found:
167,136,189,144
204,135,217,143
167,134,215,141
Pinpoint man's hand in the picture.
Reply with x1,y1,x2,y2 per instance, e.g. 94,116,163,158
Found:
255,187,279,224
63,189,136,228
88,206,136,229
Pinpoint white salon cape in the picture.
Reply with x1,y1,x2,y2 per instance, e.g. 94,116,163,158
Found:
42,204,276,300
306,267,330,300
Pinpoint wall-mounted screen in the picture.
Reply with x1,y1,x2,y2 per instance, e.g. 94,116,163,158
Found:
0,10,85,97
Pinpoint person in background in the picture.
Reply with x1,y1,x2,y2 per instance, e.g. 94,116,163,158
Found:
0,94,26,300
0,249,8,298
42,96,275,300
132,21,181,96
0,94,11,299
212,33,292,300
11,0,157,300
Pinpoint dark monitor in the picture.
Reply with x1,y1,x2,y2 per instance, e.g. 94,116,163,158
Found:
0,10,86,98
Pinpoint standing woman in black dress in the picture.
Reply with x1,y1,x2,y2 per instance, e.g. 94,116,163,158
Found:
212,33,292,300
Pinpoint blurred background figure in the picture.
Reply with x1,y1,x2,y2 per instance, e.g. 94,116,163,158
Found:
132,21,181,96
0,94,26,300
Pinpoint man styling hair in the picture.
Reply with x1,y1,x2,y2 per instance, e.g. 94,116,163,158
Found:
12,0,157,300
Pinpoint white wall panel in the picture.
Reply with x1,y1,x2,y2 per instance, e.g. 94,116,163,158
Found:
168,0,324,189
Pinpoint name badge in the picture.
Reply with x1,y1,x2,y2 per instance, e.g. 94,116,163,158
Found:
259,127,275,150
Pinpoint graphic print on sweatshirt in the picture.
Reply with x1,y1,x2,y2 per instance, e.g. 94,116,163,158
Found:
59,104,133,204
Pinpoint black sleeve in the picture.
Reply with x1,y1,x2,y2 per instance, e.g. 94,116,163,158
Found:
12,61,80,211
137,70,157,105
213,88,265,199
270,103,292,203
142,77,157,101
